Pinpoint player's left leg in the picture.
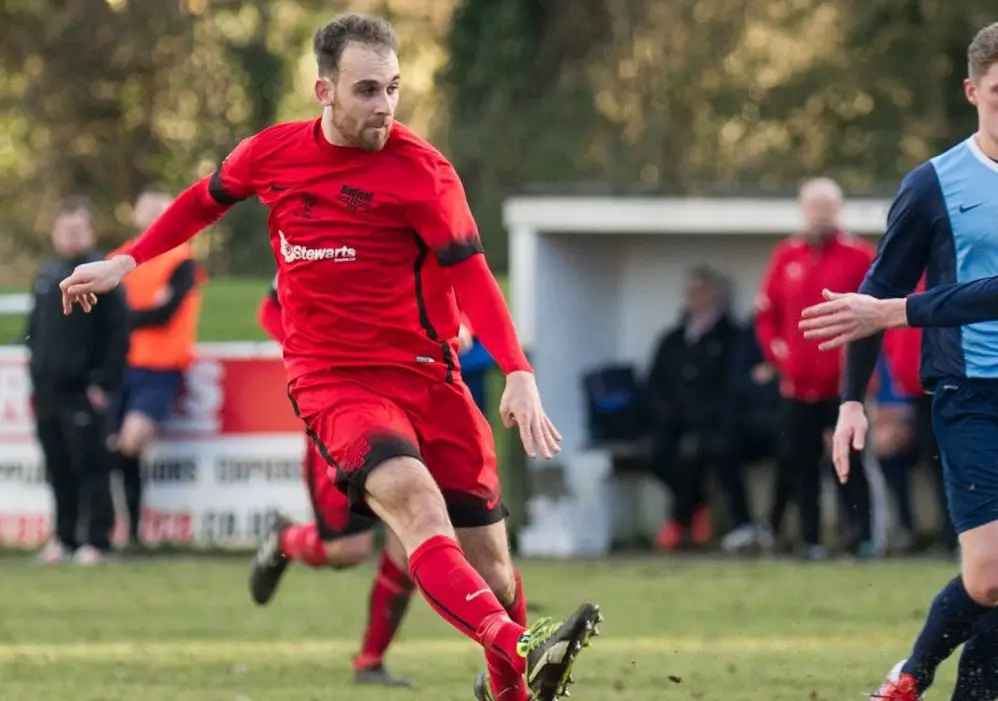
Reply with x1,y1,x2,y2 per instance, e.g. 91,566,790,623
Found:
419,378,599,701
950,607,998,701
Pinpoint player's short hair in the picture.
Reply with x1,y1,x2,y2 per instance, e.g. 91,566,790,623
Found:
54,195,93,221
313,13,399,78
968,22,998,80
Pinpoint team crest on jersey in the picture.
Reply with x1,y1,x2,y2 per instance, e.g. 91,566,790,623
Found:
337,184,374,212
293,193,317,219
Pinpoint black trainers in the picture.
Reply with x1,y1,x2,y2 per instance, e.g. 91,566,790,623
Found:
519,602,602,700
248,514,293,605
354,663,416,687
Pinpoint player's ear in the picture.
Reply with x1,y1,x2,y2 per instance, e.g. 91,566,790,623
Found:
314,78,334,107
965,77,979,106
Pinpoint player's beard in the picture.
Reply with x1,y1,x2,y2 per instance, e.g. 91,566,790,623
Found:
330,99,390,152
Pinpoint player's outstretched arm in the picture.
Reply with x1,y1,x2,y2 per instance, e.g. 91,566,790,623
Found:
60,176,232,314
800,274,998,348
61,134,256,314
799,290,909,348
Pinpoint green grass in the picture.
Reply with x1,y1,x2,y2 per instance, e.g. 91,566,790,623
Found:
0,555,962,700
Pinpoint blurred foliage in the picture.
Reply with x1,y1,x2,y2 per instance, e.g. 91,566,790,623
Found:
440,0,995,263
0,0,994,279
0,0,455,279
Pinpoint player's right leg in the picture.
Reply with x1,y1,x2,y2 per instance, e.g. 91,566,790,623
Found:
871,381,998,701
289,371,599,700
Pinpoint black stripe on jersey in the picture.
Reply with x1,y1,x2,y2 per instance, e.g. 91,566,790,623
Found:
208,169,247,205
414,237,456,382
434,237,484,267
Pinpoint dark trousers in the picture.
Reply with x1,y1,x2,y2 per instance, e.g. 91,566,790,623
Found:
34,393,114,552
770,398,872,548
651,425,752,529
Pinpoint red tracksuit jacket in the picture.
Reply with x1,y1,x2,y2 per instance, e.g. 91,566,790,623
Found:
755,232,876,402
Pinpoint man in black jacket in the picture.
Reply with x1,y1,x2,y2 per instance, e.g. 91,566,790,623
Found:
27,196,129,565
646,266,747,550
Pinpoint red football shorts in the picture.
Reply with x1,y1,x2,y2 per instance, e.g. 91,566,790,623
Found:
289,366,504,528
302,439,376,539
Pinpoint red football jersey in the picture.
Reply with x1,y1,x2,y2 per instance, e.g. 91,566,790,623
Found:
212,119,483,382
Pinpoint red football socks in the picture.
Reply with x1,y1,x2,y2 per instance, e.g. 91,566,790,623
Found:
408,535,526,673
278,523,326,567
487,568,530,701
354,550,414,670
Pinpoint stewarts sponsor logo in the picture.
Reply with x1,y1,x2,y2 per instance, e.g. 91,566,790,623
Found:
280,230,356,263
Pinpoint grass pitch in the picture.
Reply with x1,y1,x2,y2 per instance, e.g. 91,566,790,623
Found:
0,554,962,701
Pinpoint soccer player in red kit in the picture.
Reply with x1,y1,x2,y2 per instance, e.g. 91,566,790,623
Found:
254,276,415,688
58,13,600,701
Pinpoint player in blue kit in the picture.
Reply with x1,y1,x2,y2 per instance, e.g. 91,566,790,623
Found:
798,22,998,701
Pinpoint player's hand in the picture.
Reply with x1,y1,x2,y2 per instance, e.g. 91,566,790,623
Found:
799,289,907,350
831,401,868,484
499,370,562,460
59,255,135,314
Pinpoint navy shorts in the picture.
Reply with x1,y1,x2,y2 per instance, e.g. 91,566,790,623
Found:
111,367,184,431
932,377,998,533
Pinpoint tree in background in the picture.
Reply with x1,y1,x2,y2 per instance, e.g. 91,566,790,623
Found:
0,0,454,280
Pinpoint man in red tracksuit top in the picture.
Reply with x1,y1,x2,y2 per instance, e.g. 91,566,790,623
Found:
755,177,876,559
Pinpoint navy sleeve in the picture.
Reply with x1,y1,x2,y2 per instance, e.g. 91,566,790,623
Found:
905,277,998,327
843,163,940,402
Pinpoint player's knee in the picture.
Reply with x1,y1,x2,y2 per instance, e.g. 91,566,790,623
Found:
963,575,998,606
118,414,157,456
962,558,998,606
960,521,998,605
323,532,375,569
365,456,453,548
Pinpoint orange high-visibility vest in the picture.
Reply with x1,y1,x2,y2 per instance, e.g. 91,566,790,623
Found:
116,241,202,370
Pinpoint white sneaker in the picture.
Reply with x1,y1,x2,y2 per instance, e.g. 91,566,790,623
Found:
720,524,759,552
35,540,68,565
73,545,106,566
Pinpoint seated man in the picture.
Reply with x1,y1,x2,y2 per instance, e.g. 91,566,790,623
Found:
645,266,744,550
